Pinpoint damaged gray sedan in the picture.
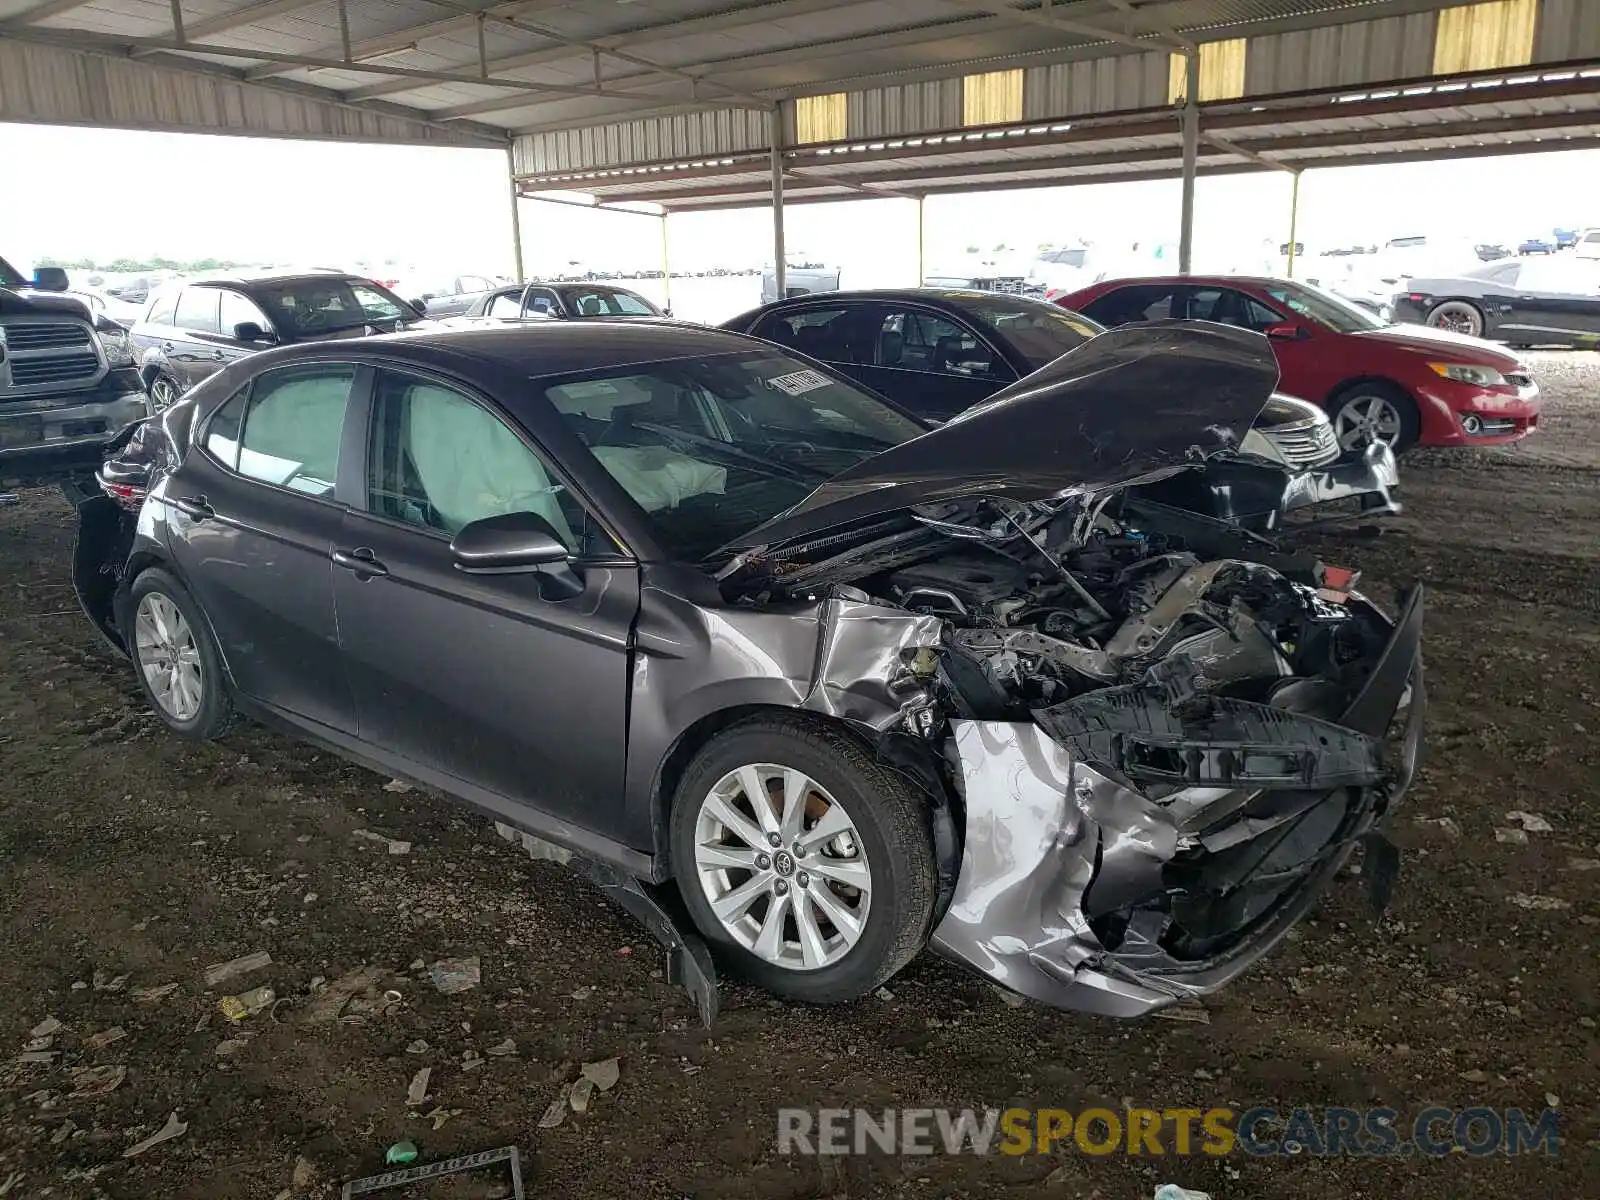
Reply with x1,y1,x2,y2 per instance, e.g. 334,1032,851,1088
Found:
68,318,1424,1017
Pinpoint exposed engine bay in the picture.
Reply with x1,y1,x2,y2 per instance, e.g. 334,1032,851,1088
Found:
722,486,1425,1016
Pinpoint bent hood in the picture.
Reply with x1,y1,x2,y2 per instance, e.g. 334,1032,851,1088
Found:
727,320,1279,551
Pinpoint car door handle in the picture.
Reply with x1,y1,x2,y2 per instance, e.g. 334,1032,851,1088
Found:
331,547,388,578
171,494,214,520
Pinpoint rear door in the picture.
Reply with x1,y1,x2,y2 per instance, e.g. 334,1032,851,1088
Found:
1075,283,1179,327
168,287,228,389
163,362,362,730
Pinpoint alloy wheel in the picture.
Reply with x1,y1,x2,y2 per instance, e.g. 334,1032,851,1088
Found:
134,593,203,722
149,376,180,410
1428,303,1482,337
692,763,872,971
1332,394,1404,451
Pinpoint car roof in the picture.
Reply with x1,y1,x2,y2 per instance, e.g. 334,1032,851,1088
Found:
186,272,369,289
757,287,1049,308
286,319,761,379
1083,276,1294,289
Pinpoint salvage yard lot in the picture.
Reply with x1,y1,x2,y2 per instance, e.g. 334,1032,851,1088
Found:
2,354,1598,1199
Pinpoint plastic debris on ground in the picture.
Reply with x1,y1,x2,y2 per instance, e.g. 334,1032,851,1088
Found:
1509,893,1571,910
991,985,1027,1009
92,970,129,992
424,1107,461,1131
219,986,275,1021
569,1077,596,1113
428,956,480,995
202,950,272,988
537,1089,569,1129
385,1140,420,1165
382,779,413,793
406,1067,431,1107
486,1038,517,1056
1412,815,1462,840
69,1065,126,1097
300,965,390,1025
85,1027,126,1050
1505,810,1553,833
123,1111,187,1158
352,828,412,855
30,1016,63,1039
581,1057,620,1092
1152,999,1211,1024
1495,827,1529,844
1153,1186,1213,1200
215,1037,251,1058
131,982,181,1004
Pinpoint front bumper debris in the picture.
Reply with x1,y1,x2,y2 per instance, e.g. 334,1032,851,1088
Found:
931,588,1425,1017
1281,441,1400,524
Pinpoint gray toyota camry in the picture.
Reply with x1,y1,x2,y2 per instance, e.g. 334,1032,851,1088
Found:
68,319,1424,1016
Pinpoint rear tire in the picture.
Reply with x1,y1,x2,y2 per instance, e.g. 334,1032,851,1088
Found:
127,568,233,740
1426,300,1484,338
669,715,936,1004
1329,382,1420,454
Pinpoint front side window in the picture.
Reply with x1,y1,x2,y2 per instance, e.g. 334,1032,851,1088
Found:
250,279,410,337
951,294,1099,368
560,288,657,317
174,287,221,333
232,365,356,496
541,350,924,561
364,370,593,553
1261,282,1381,333
218,290,271,337
876,308,1005,379
525,288,560,317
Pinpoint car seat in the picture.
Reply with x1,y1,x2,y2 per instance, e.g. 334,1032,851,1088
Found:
878,329,904,366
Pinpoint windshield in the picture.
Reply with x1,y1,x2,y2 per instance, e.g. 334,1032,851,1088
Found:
541,350,925,561
1261,281,1384,334
251,278,412,336
558,287,659,317
951,293,1104,367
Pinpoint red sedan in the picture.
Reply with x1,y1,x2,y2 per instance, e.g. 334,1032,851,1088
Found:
1057,276,1540,452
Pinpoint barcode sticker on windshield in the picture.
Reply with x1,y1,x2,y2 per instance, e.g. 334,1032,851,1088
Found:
767,369,833,395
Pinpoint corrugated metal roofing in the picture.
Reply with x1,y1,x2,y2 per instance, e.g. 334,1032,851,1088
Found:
1,0,1596,178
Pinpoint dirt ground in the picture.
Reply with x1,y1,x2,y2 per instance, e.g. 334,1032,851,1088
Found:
2,353,1598,1200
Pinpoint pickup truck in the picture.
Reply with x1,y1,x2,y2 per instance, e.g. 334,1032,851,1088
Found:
1,256,151,485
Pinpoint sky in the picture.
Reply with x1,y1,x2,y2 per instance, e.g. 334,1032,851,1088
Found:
3,120,1596,283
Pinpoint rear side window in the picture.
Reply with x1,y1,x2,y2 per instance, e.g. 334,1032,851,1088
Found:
203,387,250,470
487,291,523,318
753,307,860,363
220,365,357,497
174,288,220,333
1081,286,1175,326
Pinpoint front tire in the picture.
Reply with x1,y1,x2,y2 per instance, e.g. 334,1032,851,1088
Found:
147,374,182,411
1329,382,1420,454
1426,300,1484,338
669,715,936,1003
128,568,233,739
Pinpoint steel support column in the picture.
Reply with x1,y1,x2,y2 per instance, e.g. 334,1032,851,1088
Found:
660,214,673,314
770,109,787,298
1286,169,1302,279
507,149,525,283
915,195,925,285
1178,49,1200,276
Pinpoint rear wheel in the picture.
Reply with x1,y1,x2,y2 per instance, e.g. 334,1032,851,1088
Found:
669,715,936,1003
1329,383,1420,454
128,568,233,739
1426,300,1483,338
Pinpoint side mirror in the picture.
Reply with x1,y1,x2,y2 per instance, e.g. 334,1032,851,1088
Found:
32,267,69,291
232,321,274,343
1264,322,1305,341
450,511,571,573
662,307,674,318
409,299,428,316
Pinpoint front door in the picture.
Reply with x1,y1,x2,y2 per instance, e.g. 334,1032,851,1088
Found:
332,367,638,840
1492,258,1600,345
162,362,363,731
849,305,1014,420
